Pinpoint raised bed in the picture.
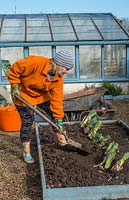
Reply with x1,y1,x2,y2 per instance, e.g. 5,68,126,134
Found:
35,119,129,200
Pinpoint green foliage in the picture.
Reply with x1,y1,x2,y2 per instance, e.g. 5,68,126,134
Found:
111,152,129,171
104,142,119,169
0,59,11,76
83,111,110,146
102,81,123,96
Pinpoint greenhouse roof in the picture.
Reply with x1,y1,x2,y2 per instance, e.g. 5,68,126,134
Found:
0,13,129,43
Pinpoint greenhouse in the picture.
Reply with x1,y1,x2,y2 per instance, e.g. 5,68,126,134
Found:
1,13,129,200
0,13,129,94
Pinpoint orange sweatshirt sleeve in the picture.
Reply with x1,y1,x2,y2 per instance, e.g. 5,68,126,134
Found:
8,56,50,90
8,62,23,87
49,78,64,119
8,57,35,87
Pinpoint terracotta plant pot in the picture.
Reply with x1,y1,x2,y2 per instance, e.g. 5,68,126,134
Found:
0,105,21,132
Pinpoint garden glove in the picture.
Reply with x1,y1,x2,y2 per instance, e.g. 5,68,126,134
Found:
55,118,64,131
54,119,67,146
11,85,20,99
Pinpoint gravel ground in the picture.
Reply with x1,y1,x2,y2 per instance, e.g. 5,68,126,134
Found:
0,131,42,200
0,99,129,200
111,99,129,125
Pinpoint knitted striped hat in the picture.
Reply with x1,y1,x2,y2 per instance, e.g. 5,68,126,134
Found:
54,49,74,69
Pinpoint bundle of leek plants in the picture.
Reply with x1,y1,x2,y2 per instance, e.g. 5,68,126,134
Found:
80,110,110,147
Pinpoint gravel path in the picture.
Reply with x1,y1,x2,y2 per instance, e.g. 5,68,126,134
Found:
0,131,42,200
111,99,129,126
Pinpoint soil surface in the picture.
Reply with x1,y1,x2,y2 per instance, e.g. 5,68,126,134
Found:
0,98,129,200
0,130,42,200
40,123,129,188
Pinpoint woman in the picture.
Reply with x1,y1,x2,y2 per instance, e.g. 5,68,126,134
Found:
8,49,74,163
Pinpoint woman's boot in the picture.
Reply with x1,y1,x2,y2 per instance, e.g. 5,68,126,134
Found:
21,141,35,164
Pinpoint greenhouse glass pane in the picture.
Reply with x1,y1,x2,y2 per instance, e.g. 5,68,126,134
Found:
51,26,74,33
92,16,128,40
1,47,24,64
70,14,91,20
71,19,93,26
27,33,51,41
2,27,24,34
75,25,102,40
102,32,128,40
70,15,102,40
93,19,117,26
1,18,25,41
29,46,52,57
26,16,50,41
99,26,123,32
104,45,126,78
27,26,50,34
0,47,24,81
0,34,24,42
77,32,102,40
49,15,71,26
2,19,24,27
53,33,76,41
50,19,71,26
79,45,101,79
27,19,49,26
75,25,96,32
49,15,76,41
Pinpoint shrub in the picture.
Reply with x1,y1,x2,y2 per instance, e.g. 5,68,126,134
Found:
102,81,123,96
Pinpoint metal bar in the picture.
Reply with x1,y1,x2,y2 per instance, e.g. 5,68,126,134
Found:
102,119,118,124
90,16,104,40
1,40,129,48
104,94,129,100
1,78,129,85
24,46,29,57
35,123,47,197
75,46,79,79
34,114,80,125
118,120,129,130
68,14,78,41
64,78,129,83
101,45,104,79
127,45,129,79
24,15,27,42
0,16,4,37
47,14,54,42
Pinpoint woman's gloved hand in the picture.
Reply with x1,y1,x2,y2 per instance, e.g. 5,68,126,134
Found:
55,119,63,131
54,118,67,146
11,85,20,99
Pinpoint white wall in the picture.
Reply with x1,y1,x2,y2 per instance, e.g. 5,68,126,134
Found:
64,82,129,95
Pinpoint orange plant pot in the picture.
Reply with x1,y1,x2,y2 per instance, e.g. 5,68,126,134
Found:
0,105,21,132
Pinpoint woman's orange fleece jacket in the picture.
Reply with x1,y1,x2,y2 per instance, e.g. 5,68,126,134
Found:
8,55,64,119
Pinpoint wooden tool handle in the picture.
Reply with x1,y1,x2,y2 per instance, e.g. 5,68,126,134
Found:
15,95,60,132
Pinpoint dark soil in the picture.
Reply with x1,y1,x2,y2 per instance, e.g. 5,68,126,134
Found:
40,122,129,188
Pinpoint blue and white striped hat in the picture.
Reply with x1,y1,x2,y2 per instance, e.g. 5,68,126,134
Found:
54,49,74,69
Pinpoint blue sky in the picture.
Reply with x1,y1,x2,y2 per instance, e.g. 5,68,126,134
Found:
1,0,129,19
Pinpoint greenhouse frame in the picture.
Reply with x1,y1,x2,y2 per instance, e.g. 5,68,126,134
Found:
0,13,129,92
